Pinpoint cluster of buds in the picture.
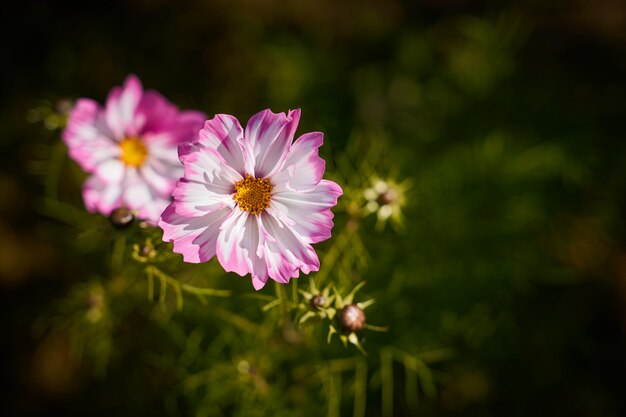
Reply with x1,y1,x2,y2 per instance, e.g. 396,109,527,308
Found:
132,238,158,263
327,282,383,354
131,237,180,265
299,280,385,354
108,207,176,264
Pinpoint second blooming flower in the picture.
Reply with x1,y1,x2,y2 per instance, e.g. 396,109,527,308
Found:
63,75,205,223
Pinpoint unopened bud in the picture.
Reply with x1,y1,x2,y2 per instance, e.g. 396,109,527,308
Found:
339,304,366,332
109,208,134,228
378,187,399,206
310,295,327,309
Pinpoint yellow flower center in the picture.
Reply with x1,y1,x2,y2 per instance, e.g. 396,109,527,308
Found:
233,175,273,215
119,137,148,167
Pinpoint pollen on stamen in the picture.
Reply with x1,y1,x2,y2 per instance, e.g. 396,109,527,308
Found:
119,137,148,167
233,175,273,215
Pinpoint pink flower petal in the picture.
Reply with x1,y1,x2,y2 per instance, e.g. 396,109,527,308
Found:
139,160,176,197
94,159,125,183
82,175,123,216
136,197,170,225
134,90,177,134
119,169,171,223
182,145,242,188
63,98,100,146
148,141,187,167
122,169,153,207
271,131,326,192
251,272,269,290
171,179,234,217
216,210,268,286
159,205,231,263
244,109,301,178
258,213,319,283
104,74,144,139
137,91,205,145
177,141,201,163
63,98,119,173
271,179,342,244
197,114,252,175
145,152,183,184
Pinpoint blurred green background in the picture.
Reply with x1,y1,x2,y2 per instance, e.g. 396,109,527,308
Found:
2,0,626,416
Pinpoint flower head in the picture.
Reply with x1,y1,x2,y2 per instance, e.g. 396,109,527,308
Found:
158,109,343,290
62,75,206,223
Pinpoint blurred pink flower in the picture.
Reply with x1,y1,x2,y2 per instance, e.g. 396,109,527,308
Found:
158,109,342,290
62,75,205,223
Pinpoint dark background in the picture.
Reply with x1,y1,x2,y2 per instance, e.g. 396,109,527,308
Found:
1,1,626,416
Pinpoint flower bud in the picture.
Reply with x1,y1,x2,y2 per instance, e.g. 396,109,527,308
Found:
339,304,366,332
109,208,134,228
132,239,157,262
378,187,399,206
310,295,327,309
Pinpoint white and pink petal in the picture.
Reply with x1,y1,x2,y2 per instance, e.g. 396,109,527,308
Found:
122,169,153,209
94,158,125,183
182,146,242,188
63,98,119,173
258,213,319,283
197,115,252,175
137,197,171,225
159,205,231,263
82,175,123,216
271,131,326,193
170,179,234,217
136,91,205,146
104,75,144,139
244,109,301,178
216,211,268,287
139,160,177,197
271,179,342,244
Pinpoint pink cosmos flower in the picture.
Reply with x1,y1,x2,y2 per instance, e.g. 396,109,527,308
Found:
62,75,206,223
158,109,343,290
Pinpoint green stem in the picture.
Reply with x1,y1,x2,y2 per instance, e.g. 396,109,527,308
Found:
146,266,231,311
274,281,291,325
